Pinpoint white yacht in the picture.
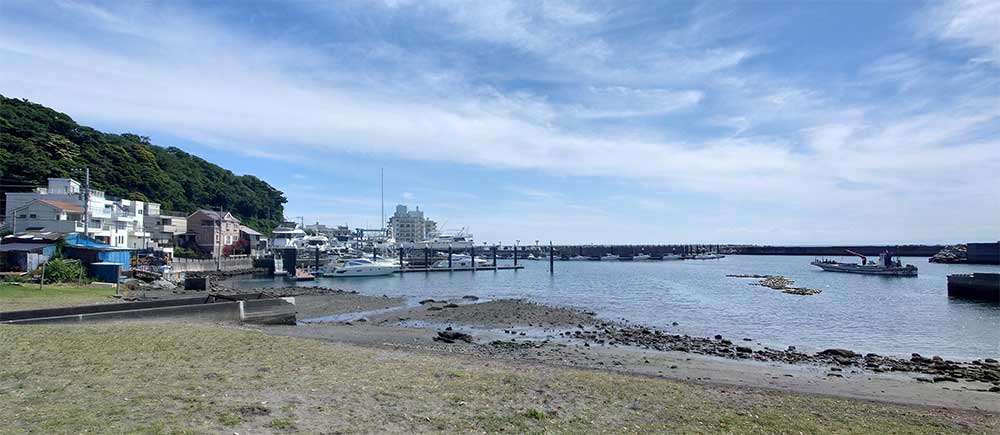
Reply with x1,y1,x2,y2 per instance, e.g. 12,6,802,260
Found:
271,221,307,249
692,252,725,260
569,255,589,261
600,253,620,261
303,235,330,252
431,254,491,269
322,258,397,277
401,230,475,250
634,254,651,261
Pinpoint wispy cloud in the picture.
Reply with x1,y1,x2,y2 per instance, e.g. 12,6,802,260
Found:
0,0,997,243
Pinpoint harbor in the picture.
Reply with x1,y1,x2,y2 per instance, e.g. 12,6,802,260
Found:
222,254,1000,360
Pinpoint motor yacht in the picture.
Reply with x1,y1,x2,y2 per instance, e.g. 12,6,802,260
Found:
431,254,491,269
322,258,398,277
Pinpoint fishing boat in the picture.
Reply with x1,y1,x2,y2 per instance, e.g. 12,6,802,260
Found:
662,253,683,261
691,252,725,260
633,254,651,261
600,253,620,261
569,255,589,261
811,251,918,277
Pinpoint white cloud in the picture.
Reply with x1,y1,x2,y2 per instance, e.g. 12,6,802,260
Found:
920,0,1000,66
1,1,997,243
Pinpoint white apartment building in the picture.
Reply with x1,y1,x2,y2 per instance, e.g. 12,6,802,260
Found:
4,178,154,248
387,204,438,243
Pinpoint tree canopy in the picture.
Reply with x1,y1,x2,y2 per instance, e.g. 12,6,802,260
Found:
0,95,286,233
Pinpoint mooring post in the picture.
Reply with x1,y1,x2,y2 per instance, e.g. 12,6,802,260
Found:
315,246,320,274
448,245,453,270
398,247,404,270
514,242,518,266
549,241,554,274
471,245,476,272
424,247,429,272
492,245,497,267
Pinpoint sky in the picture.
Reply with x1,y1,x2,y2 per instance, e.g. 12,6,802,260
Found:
1,0,998,245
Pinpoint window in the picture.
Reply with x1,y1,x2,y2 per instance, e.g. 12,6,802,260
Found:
29,214,37,218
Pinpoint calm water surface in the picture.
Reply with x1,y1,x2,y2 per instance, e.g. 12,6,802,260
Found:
224,255,1000,359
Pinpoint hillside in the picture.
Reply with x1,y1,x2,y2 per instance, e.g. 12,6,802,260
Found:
0,95,286,233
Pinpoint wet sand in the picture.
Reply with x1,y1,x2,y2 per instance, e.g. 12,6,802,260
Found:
258,296,1000,415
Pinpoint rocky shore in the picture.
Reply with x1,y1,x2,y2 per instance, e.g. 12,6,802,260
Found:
929,244,968,263
727,274,822,295
560,320,1000,390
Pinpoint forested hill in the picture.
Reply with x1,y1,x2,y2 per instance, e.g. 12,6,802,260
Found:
0,95,286,233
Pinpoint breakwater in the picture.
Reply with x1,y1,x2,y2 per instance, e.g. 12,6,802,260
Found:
540,244,946,257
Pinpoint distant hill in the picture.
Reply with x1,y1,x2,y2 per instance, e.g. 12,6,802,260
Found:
0,95,286,233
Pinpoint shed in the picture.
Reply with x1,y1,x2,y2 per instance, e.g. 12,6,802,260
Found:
89,262,122,284
64,234,135,271
0,243,57,273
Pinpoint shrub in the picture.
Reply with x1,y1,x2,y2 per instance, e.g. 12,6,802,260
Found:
41,258,87,283
174,247,199,259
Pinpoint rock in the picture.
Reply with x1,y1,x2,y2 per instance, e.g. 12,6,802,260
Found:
818,349,857,359
461,295,479,300
933,376,958,383
736,346,752,353
827,373,843,378
435,330,474,343
427,306,444,311
742,338,752,342
989,386,1000,393
418,299,436,305
714,335,723,340
985,358,998,364
672,322,679,326
443,303,460,308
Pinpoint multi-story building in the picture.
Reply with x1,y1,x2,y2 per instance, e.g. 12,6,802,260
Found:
144,209,189,249
186,209,241,257
387,204,437,243
5,178,153,248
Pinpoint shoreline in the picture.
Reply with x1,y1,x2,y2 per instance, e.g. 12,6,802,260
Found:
246,290,1000,412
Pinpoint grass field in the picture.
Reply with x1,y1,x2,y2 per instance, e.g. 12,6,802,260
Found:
0,283,116,312
1,324,993,434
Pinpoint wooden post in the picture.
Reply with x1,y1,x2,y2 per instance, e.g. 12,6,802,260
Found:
471,245,476,272
424,247,429,272
514,244,518,266
448,245,453,270
549,241,554,274
39,261,46,289
315,246,320,275
398,247,405,271
492,245,497,267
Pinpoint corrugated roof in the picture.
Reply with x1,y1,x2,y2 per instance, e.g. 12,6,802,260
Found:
0,243,51,252
35,199,84,213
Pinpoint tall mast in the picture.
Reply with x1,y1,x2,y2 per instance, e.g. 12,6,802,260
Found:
380,168,385,239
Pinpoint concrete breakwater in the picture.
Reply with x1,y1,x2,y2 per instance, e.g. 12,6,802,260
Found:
544,244,945,257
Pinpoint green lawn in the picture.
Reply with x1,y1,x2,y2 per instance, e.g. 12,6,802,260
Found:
0,324,992,434
0,284,116,312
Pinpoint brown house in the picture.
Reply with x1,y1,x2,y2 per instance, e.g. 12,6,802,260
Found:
186,209,240,257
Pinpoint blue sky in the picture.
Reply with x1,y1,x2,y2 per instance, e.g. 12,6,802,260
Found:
1,0,998,244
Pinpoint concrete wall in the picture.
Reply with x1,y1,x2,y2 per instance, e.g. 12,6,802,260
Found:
168,257,253,273
968,242,1000,265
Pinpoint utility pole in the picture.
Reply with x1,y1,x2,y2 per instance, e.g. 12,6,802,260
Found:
83,167,90,240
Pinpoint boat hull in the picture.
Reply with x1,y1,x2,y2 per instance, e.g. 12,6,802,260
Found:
811,261,917,276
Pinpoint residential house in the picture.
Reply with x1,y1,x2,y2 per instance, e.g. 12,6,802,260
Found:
144,210,188,248
4,178,154,249
186,209,240,257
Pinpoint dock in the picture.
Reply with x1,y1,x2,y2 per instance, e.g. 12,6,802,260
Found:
397,265,524,273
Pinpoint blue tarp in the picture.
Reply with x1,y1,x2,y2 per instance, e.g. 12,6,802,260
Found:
63,234,135,271
63,233,112,248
